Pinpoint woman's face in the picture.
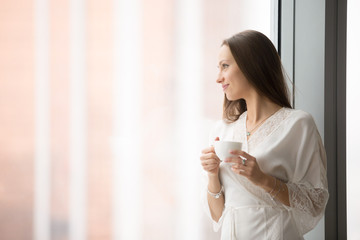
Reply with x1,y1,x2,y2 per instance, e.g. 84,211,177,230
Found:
216,45,252,101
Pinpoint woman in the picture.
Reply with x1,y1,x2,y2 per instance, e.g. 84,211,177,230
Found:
200,30,328,239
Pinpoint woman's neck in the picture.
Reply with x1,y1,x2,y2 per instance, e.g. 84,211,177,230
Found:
245,95,282,125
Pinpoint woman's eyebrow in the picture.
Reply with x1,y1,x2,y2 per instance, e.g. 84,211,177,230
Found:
218,59,230,65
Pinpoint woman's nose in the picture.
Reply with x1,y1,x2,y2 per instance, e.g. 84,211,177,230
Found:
216,73,224,84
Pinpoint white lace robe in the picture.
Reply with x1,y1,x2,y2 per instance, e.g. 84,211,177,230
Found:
203,108,329,240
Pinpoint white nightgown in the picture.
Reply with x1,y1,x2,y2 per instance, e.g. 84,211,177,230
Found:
203,107,329,240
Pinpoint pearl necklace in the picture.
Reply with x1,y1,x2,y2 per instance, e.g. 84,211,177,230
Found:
246,108,281,136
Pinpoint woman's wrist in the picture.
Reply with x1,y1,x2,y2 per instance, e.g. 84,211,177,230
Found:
207,174,221,193
207,185,224,199
260,174,275,192
207,172,220,181
261,175,288,202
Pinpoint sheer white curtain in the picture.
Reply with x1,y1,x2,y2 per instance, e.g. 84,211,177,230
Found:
0,0,270,239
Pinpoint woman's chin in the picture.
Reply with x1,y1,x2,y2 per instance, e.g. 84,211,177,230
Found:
225,94,239,101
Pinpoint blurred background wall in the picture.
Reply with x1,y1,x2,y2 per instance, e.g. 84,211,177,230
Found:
0,0,271,239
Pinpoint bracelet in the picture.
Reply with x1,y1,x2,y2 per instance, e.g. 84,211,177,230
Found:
207,186,224,199
270,182,282,200
270,180,286,201
268,177,277,195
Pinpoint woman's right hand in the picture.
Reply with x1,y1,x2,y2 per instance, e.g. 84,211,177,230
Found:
200,137,221,176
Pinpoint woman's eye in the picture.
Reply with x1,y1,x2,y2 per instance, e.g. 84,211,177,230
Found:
217,63,229,70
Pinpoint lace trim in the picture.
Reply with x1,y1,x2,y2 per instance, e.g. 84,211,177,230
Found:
248,108,292,151
241,179,329,236
233,108,292,152
287,182,329,235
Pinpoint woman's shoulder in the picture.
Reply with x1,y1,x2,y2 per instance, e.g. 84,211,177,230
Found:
285,108,317,130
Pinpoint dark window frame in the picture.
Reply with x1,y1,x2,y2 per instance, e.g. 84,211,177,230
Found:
324,0,347,239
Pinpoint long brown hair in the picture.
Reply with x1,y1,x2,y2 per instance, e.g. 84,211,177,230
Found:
222,30,292,122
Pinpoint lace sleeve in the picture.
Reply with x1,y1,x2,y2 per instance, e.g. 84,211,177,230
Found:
285,126,329,235
286,182,329,235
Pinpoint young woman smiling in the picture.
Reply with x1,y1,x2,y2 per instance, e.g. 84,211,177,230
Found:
200,30,328,240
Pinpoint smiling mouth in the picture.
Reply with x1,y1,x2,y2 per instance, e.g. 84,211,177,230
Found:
222,84,229,91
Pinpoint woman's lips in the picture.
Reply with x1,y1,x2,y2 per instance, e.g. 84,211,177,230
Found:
222,84,229,91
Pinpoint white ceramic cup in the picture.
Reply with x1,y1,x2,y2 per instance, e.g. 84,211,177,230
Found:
213,141,242,161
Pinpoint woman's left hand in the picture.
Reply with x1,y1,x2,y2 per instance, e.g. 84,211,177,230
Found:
224,150,266,186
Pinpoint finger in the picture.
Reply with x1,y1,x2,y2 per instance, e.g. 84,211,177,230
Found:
203,162,219,171
200,153,220,161
204,164,219,171
200,154,211,160
201,159,219,166
231,163,250,173
203,163,216,169
231,163,246,169
223,156,242,164
229,150,255,161
231,165,247,175
201,146,215,154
